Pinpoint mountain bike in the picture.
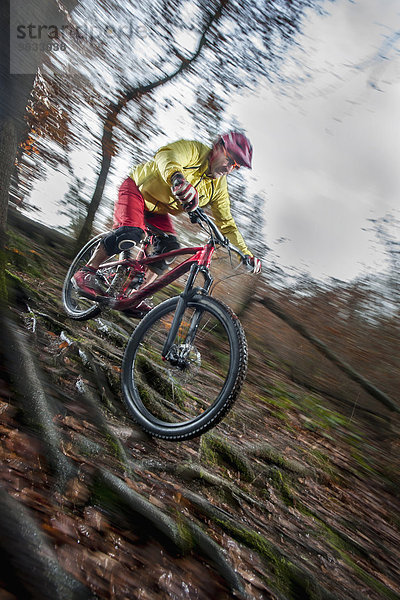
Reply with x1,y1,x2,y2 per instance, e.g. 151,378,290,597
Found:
62,208,248,440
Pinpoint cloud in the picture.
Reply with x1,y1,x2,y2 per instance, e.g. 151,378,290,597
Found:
231,0,400,281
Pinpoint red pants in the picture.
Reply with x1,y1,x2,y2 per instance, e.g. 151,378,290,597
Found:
113,177,176,234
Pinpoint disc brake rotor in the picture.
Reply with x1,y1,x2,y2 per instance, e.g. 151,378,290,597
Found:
167,344,201,384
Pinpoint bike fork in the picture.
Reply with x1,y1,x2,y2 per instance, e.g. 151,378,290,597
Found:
162,264,212,359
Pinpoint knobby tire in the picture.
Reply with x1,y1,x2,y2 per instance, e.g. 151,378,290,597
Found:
121,294,248,440
62,234,105,321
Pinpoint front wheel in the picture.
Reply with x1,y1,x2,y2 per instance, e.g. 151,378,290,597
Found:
121,295,248,440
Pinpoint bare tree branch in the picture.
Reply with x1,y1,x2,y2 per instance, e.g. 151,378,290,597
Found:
75,0,227,251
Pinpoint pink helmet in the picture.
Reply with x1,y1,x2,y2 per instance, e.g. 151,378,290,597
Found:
218,131,253,168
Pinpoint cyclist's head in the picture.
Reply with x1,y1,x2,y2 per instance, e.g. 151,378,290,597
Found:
208,131,253,179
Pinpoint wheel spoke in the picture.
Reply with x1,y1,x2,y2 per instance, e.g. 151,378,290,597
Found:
131,304,232,425
63,236,105,319
122,295,248,440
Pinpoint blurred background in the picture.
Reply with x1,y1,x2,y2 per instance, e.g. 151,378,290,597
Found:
1,1,399,598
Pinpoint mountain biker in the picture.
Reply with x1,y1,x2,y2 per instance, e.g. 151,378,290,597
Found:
72,131,262,310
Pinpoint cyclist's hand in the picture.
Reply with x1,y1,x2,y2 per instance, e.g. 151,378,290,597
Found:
171,172,199,212
188,211,200,224
243,255,262,274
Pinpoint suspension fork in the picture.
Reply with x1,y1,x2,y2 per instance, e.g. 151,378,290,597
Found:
162,264,213,359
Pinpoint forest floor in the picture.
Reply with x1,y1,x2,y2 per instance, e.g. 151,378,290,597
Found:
0,220,399,600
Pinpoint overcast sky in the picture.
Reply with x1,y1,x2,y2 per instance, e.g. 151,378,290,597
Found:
232,0,400,281
30,0,400,283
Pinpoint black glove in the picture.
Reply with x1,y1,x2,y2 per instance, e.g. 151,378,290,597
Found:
189,211,200,224
171,172,199,212
243,255,262,274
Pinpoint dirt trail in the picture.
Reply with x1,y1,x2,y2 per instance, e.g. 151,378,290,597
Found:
0,222,399,600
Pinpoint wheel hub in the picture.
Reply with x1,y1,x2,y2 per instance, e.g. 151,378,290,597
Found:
167,344,201,372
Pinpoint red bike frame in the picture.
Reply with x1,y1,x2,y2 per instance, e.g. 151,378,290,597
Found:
101,242,217,311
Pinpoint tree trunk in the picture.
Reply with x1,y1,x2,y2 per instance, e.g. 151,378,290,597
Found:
75,0,226,250
0,0,78,308
0,486,91,599
0,120,17,307
74,106,116,252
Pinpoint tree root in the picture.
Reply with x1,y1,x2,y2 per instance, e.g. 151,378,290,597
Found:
182,489,342,600
0,485,92,600
245,442,312,477
91,468,248,597
93,467,185,552
112,309,140,330
35,310,76,336
200,433,255,482
183,519,247,598
75,344,122,415
176,462,258,506
69,432,105,457
6,269,42,307
300,501,400,592
92,316,130,345
28,327,138,473
75,378,131,474
139,459,259,507
76,326,124,363
1,314,75,489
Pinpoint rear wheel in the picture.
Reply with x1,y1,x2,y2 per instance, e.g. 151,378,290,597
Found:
62,234,105,320
121,294,248,440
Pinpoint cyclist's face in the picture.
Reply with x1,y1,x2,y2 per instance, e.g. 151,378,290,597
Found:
208,145,240,179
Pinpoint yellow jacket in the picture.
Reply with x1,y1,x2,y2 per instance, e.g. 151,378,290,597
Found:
129,139,251,255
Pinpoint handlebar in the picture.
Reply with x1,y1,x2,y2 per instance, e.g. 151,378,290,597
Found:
189,208,246,261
